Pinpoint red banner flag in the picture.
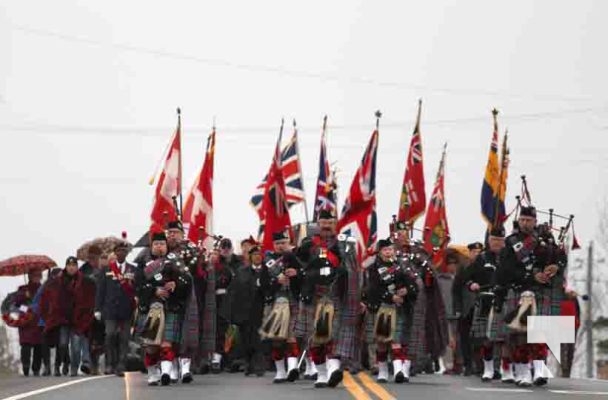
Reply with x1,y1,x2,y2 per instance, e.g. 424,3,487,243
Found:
150,111,182,233
398,100,426,224
183,128,215,248
423,144,450,269
261,121,292,252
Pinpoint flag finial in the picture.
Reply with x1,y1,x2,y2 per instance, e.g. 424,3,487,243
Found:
177,107,181,116
375,110,382,129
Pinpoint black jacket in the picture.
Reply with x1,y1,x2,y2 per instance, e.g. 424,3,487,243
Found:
221,265,268,326
95,262,137,321
362,258,418,313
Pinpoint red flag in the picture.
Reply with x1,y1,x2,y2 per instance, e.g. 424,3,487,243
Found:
337,128,379,267
423,144,450,269
398,100,426,224
150,113,182,233
183,128,215,248
261,121,292,252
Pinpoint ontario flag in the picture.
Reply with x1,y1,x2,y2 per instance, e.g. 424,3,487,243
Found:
397,100,426,224
423,144,450,269
313,116,337,221
260,122,292,252
183,128,215,249
250,125,305,220
150,112,182,234
337,128,379,267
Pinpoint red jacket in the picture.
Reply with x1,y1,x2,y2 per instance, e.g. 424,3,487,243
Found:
40,271,96,335
14,283,43,345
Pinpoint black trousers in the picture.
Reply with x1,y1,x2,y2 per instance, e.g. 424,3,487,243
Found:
104,320,131,372
458,312,474,370
239,323,264,374
20,344,44,375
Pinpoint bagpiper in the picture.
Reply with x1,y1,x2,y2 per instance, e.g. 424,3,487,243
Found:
463,226,512,382
136,231,193,386
362,238,418,383
494,206,566,387
165,220,202,384
258,230,302,383
295,209,354,388
392,221,449,376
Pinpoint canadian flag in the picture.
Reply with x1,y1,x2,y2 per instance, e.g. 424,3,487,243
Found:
183,128,215,249
150,116,182,233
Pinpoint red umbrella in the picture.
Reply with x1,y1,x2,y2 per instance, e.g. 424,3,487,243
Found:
0,255,57,277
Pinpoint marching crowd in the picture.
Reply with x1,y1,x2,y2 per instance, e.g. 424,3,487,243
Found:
4,205,581,389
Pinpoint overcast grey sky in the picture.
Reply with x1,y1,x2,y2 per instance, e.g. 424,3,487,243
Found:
1,0,608,300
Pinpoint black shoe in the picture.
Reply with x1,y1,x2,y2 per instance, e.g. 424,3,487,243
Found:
80,365,91,375
42,367,51,377
23,368,30,377
33,370,40,377
115,370,125,378
534,377,548,386
161,374,171,386
493,370,502,380
182,373,193,384
287,368,299,382
314,381,328,388
395,371,405,384
255,370,265,377
211,362,221,374
327,369,343,388
62,365,69,376
54,367,61,377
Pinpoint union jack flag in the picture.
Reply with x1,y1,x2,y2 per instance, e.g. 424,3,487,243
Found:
250,128,305,219
313,117,337,221
337,128,379,267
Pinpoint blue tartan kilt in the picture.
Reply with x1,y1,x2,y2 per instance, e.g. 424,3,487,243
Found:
163,311,183,344
294,286,341,342
365,304,405,345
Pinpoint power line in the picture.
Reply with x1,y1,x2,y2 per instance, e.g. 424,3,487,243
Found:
10,24,603,104
0,106,606,138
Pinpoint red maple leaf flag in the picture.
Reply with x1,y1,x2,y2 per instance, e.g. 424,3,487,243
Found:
398,100,426,224
336,126,379,267
423,143,450,269
183,128,215,248
150,112,182,233
261,121,292,252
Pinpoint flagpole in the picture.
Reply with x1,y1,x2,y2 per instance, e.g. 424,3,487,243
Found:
493,128,508,228
293,119,311,224
177,107,183,219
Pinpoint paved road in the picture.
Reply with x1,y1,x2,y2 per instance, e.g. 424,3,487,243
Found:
2,372,608,400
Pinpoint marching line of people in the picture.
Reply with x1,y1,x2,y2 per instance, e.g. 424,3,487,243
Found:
3,205,580,390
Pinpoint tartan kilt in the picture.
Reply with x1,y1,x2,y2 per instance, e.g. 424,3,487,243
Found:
294,287,341,342
365,305,405,345
133,311,148,339
163,311,183,344
470,302,503,341
287,296,299,336
503,288,552,346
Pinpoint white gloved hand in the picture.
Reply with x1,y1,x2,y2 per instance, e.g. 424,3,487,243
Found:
94,311,102,321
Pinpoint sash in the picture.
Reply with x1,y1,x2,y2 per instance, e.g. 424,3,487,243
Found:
109,261,136,306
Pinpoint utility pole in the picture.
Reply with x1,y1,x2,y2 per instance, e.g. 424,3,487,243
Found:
587,241,594,378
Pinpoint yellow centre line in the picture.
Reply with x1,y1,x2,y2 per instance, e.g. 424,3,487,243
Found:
357,371,397,400
124,372,131,400
343,371,372,400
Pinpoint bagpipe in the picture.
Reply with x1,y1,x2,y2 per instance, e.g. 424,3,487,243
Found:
1,291,37,328
259,250,294,341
